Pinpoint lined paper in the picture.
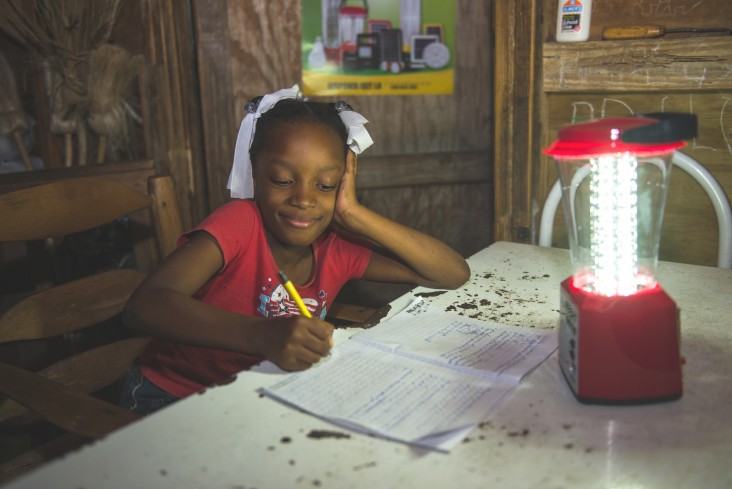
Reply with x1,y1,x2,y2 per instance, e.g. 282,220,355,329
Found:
262,299,557,451
353,299,557,382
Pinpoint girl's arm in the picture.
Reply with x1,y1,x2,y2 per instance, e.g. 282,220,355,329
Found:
122,232,333,371
334,152,470,290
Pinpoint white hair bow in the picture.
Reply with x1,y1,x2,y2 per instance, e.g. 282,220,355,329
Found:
226,85,374,199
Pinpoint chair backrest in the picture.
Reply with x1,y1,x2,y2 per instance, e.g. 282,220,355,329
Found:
538,151,732,269
0,175,182,434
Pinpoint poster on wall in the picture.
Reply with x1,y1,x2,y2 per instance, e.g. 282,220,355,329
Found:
301,0,456,96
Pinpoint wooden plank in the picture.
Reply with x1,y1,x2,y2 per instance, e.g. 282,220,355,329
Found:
357,151,489,189
39,338,149,394
0,363,140,440
589,0,732,42
493,0,543,243
0,179,152,240
192,0,237,213
148,176,184,258
139,0,206,230
0,338,149,426
0,269,144,341
543,38,732,93
0,160,156,194
360,181,492,258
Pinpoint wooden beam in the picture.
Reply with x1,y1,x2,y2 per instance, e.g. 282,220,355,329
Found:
139,0,207,229
357,151,489,189
493,0,543,243
0,160,155,194
191,0,237,214
543,38,732,93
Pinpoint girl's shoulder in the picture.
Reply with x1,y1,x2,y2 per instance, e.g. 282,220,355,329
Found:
192,199,260,265
205,198,259,223
316,227,373,262
186,199,260,241
216,198,257,212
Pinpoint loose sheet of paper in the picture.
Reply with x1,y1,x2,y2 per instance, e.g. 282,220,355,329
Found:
266,340,515,450
262,300,557,451
352,299,558,383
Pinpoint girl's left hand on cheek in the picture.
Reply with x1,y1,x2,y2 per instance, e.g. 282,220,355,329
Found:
334,150,360,227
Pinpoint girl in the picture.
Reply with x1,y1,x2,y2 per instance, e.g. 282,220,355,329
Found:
120,86,470,414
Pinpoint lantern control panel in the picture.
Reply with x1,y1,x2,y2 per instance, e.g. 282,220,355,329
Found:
558,286,579,392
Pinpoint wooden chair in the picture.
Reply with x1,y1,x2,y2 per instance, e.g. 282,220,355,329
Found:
0,175,182,482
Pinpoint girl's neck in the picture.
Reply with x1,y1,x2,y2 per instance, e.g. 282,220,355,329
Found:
266,233,315,285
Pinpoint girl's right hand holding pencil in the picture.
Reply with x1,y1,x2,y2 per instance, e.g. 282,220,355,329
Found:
255,314,333,371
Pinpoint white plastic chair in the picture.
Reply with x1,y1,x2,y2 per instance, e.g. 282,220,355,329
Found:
538,151,732,269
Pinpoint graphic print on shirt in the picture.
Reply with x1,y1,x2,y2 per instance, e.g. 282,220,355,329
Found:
257,279,327,319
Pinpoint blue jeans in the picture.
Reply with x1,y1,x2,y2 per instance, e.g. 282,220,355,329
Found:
119,363,179,415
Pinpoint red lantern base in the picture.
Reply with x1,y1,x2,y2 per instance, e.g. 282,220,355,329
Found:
558,277,683,404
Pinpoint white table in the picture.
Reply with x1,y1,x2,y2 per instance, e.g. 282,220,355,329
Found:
5,242,732,489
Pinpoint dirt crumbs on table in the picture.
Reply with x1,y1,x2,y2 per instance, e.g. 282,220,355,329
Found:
353,461,377,471
281,436,292,443
440,273,556,327
521,273,551,280
414,290,447,298
307,429,351,440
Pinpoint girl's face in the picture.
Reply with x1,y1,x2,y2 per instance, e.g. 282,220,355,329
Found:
253,122,345,250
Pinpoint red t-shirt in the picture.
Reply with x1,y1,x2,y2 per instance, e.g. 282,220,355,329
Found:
139,199,372,398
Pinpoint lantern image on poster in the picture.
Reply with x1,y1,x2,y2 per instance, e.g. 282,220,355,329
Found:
544,113,697,404
338,1,368,66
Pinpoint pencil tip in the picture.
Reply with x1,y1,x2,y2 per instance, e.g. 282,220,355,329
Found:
278,271,288,282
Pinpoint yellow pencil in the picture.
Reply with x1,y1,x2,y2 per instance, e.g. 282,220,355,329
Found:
278,271,333,349
278,271,313,318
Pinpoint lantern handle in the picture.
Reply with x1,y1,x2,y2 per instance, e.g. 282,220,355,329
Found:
539,152,732,269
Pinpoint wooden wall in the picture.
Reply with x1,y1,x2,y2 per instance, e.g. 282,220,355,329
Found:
192,0,494,259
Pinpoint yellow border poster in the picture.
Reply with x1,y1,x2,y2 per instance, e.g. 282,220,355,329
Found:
301,0,456,96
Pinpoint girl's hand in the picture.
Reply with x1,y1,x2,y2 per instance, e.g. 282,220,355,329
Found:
257,315,334,371
333,150,360,230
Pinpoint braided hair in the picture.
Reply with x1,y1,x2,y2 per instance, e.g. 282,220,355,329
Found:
249,98,351,165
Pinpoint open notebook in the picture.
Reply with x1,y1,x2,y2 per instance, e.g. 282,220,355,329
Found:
261,299,557,451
